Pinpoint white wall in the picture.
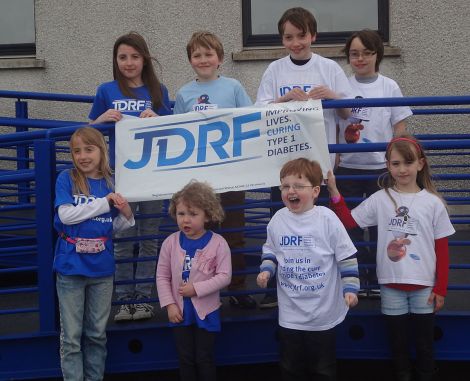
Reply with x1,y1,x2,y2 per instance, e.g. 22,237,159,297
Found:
0,0,468,135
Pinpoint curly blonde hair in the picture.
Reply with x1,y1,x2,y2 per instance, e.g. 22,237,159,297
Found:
169,181,225,223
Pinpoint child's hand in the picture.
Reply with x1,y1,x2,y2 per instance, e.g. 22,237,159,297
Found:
257,271,271,288
308,85,338,100
179,281,196,297
325,170,340,198
94,109,123,123
140,109,158,118
107,193,133,219
167,303,183,323
278,88,309,102
344,292,358,308
428,292,445,312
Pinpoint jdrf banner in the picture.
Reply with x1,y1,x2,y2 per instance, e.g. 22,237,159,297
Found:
115,99,330,201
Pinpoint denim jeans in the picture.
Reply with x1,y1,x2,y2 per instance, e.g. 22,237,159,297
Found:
114,200,161,301
381,285,434,315
220,191,246,291
56,273,113,381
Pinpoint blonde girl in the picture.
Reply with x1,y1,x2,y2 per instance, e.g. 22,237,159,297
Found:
54,126,133,380
157,181,231,381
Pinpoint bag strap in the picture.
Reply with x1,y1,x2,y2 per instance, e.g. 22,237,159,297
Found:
59,232,108,244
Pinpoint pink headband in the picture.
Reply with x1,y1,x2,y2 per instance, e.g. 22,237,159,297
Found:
386,137,422,155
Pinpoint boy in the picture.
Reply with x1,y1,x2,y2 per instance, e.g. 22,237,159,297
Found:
255,7,352,165
336,30,413,298
173,31,256,309
257,158,359,381
255,6,353,308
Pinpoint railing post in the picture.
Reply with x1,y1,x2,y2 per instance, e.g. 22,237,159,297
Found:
109,126,116,169
15,99,30,203
34,139,57,332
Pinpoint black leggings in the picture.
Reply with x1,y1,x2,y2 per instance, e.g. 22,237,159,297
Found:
173,325,216,381
386,313,435,379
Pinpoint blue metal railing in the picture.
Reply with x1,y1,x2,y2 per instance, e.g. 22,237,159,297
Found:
0,91,470,378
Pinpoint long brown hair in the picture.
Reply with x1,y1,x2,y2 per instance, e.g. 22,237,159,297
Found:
69,127,114,196
112,31,164,110
379,134,445,209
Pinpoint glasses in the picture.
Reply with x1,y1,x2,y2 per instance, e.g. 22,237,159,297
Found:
349,50,376,60
279,184,316,192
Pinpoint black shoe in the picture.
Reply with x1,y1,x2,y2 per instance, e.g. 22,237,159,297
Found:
229,295,257,309
259,294,278,309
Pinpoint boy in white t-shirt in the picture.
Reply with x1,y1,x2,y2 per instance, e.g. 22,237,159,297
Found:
336,29,413,297
257,158,359,381
255,6,353,308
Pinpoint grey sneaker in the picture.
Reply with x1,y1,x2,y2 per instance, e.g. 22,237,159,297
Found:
114,304,133,322
133,303,154,320
259,294,278,309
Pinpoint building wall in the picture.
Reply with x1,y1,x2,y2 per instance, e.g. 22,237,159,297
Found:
0,0,468,134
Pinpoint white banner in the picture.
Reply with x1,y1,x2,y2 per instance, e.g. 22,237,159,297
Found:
115,100,330,201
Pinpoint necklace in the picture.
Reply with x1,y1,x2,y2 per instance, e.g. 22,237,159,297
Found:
392,187,420,222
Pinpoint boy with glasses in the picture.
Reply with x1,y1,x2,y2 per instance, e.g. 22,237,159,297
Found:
336,29,413,298
257,158,359,381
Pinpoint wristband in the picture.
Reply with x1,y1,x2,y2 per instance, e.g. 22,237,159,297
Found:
330,194,341,204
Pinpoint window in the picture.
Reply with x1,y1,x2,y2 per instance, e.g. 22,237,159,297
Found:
242,0,389,47
0,0,36,56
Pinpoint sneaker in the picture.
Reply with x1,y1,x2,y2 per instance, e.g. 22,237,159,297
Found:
114,304,133,322
229,295,257,309
259,294,278,309
133,303,154,320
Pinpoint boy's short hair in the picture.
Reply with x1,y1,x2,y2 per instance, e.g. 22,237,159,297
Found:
186,31,224,61
278,7,317,36
280,158,323,187
343,29,384,72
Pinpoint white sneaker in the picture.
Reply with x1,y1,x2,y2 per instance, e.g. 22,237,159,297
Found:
114,304,133,322
133,303,154,320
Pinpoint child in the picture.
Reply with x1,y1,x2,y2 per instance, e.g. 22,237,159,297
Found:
327,135,455,380
89,31,172,321
336,29,413,297
257,158,359,381
255,7,352,167
255,7,353,307
173,31,256,309
156,181,232,381
54,127,134,380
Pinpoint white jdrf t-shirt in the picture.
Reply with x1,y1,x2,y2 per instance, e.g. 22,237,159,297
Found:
263,206,357,331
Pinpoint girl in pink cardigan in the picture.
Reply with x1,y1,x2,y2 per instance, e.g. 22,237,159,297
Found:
156,181,232,381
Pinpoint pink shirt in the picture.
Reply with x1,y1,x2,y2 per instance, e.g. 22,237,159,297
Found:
156,231,232,319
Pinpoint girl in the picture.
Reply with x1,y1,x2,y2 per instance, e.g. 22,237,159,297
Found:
156,181,232,381
336,29,413,298
89,31,172,321
54,127,134,380
327,135,455,381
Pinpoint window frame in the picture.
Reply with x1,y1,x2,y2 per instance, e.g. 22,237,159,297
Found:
242,0,389,47
0,43,36,56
